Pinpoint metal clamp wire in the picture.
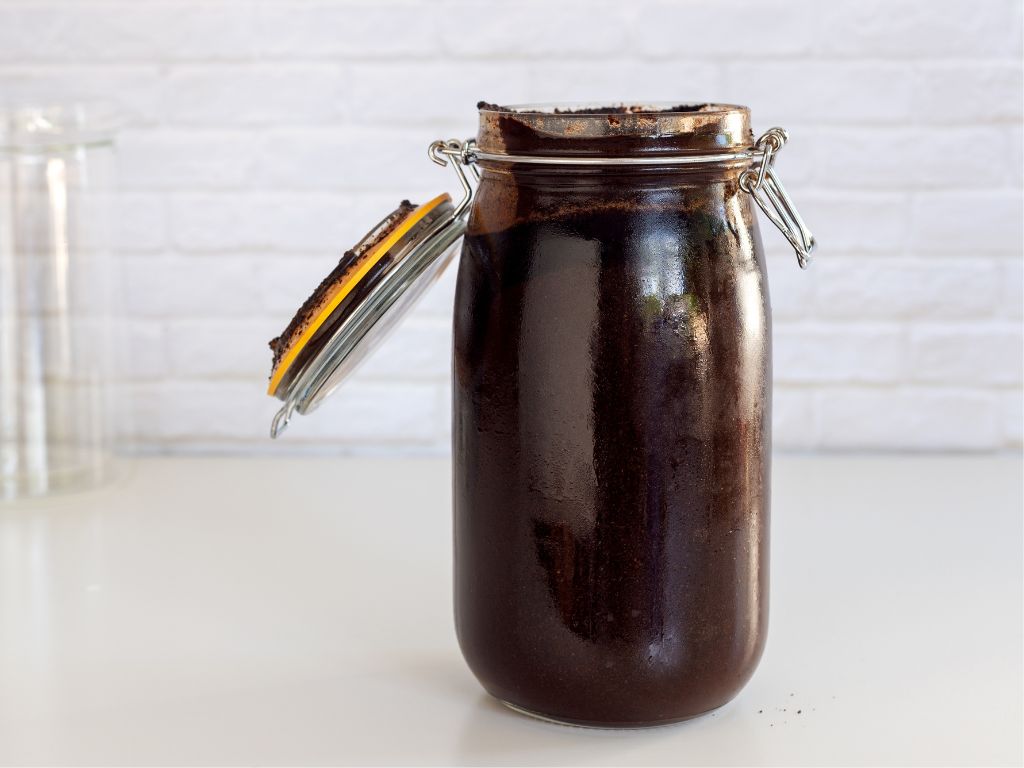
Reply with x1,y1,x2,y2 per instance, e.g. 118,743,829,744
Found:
739,127,816,268
428,139,477,220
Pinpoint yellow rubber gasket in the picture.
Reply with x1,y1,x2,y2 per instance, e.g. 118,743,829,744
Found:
267,192,451,396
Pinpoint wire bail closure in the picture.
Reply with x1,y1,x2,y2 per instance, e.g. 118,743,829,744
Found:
428,138,479,221
431,127,816,268
739,128,816,269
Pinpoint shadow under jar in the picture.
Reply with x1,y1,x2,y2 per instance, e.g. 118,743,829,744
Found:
453,103,773,727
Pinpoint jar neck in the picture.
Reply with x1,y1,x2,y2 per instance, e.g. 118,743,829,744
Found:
476,164,748,188
475,103,753,159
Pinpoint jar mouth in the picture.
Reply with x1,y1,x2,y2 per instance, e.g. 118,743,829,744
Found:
0,102,121,154
476,101,753,159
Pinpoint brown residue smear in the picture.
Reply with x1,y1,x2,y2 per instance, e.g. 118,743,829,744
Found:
268,200,416,373
470,178,743,237
477,101,711,115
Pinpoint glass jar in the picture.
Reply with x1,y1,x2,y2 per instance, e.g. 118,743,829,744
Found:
267,102,814,728
453,104,781,727
0,105,119,500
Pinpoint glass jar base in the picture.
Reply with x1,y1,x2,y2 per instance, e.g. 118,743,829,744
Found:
0,446,113,501
498,698,723,730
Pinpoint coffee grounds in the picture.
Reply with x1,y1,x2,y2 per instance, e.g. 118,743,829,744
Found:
477,101,711,114
453,174,769,724
268,200,416,374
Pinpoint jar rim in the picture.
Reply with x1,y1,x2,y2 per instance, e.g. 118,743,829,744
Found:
477,101,747,117
0,102,121,154
475,101,753,158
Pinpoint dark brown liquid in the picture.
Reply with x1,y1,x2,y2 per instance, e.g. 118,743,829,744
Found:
452,165,771,727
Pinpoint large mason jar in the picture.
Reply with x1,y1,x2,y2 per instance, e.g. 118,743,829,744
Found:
453,104,787,727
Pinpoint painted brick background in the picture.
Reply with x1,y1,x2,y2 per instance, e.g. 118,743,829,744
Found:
1,0,1021,454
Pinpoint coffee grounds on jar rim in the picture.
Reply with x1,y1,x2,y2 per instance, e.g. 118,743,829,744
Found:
476,101,711,115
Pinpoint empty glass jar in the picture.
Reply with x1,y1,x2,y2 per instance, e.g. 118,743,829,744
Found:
0,105,119,499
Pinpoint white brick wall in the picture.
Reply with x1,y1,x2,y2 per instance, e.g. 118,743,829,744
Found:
0,0,1020,454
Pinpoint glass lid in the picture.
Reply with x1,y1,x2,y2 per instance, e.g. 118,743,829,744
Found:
267,192,466,438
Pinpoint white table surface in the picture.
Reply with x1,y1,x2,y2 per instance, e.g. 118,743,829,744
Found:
0,455,1020,766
